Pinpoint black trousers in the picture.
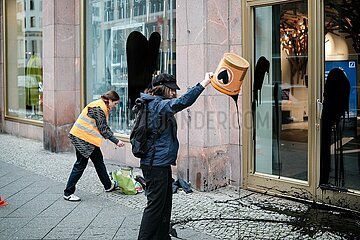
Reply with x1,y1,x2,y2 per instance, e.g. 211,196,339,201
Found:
64,147,112,196
138,165,172,240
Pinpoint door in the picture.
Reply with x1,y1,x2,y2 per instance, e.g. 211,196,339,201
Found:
316,0,360,211
242,0,360,211
243,0,313,199
253,2,309,181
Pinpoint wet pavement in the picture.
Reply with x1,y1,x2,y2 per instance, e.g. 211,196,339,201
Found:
0,133,360,239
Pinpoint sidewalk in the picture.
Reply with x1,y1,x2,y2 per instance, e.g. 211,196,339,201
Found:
0,133,359,239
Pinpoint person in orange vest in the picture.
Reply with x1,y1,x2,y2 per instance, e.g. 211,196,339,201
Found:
64,90,125,201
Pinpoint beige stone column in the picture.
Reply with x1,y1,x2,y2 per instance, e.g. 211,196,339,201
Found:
42,0,80,152
176,0,244,190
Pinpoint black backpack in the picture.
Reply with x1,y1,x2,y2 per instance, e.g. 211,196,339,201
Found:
130,98,169,160
130,98,152,158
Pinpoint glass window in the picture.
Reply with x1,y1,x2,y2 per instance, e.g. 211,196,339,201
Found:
253,1,308,180
5,0,43,121
321,0,360,191
30,0,34,10
85,0,176,135
30,16,36,27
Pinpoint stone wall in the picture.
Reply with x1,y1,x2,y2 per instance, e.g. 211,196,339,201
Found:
175,0,244,190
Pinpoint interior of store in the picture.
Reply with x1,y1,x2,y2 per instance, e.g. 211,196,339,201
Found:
275,0,360,190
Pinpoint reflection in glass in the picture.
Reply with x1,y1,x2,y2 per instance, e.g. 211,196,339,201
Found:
322,0,360,191
85,0,176,134
253,1,308,181
5,0,43,121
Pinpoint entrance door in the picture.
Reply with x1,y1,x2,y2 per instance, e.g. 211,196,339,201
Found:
318,0,360,199
253,1,309,181
242,0,360,211
243,0,314,200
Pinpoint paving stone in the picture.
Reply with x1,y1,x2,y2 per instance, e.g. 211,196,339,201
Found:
78,226,118,239
43,226,85,239
0,228,24,239
8,227,51,240
23,217,63,229
0,217,31,231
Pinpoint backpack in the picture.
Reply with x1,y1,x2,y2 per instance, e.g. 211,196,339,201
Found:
130,98,152,158
130,97,169,159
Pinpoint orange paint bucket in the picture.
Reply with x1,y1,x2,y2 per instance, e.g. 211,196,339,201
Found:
210,53,250,96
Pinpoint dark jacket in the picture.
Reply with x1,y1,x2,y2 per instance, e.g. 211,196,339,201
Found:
140,83,205,167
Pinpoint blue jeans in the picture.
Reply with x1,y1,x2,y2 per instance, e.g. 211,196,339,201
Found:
138,165,172,240
64,147,112,196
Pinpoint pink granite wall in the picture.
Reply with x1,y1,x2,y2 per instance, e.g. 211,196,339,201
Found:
42,0,79,152
175,0,244,190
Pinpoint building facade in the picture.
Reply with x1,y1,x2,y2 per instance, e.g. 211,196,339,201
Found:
1,0,360,211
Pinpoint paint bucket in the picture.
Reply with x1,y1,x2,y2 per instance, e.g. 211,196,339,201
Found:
210,53,250,96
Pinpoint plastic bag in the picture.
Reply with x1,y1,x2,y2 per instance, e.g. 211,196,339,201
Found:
112,170,137,195
134,181,144,193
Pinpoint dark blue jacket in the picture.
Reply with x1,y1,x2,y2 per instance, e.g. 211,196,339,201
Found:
140,83,205,167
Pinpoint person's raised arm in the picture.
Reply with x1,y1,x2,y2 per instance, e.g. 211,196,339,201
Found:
165,72,213,113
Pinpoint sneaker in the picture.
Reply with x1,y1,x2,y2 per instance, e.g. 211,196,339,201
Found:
105,181,118,192
63,194,81,202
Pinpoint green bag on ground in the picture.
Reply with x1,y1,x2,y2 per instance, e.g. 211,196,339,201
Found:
112,170,137,195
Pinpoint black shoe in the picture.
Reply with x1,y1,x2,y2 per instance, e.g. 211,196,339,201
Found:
135,175,146,189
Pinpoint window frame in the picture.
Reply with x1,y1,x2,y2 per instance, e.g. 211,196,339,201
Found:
81,0,176,139
2,0,43,126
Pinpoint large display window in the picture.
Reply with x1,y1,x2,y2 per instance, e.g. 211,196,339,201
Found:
4,0,43,122
253,1,309,181
84,0,176,135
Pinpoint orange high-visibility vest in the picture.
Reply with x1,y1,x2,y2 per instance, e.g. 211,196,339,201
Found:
69,99,109,147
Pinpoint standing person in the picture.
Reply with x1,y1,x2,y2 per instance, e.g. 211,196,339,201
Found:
138,72,212,240
64,90,125,202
